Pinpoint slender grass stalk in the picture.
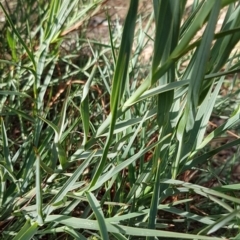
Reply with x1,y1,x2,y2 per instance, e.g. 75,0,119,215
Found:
89,0,139,188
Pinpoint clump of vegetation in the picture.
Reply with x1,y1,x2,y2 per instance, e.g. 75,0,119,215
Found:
1,0,240,239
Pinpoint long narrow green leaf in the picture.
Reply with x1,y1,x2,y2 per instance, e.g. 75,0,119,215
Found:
171,0,217,59
89,0,139,188
37,115,68,168
0,161,19,190
153,1,178,130
44,150,96,215
86,192,109,240
158,204,216,225
90,134,171,191
147,147,161,234
64,227,88,240
174,1,221,179
194,77,224,148
0,3,36,68
81,65,97,146
211,3,240,72
0,91,32,98
5,106,34,123
186,0,220,132
12,220,38,240
1,118,13,172
181,138,240,172
194,106,240,152
58,84,71,141
33,147,44,224
45,215,223,239
6,28,17,61
161,179,240,205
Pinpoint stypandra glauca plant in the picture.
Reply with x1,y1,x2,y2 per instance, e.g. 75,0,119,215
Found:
0,0,240,239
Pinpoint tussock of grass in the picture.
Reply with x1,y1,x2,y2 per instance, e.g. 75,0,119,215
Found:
0,0,240,239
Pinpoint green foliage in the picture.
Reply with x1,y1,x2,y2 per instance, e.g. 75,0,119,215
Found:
0,0,240,239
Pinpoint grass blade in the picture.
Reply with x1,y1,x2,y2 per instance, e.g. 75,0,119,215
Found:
12,220,38,240
89,0,139,188
44,150,96,215
86,192,109,240
81,65,97,146
45,214,224,239
33,147,44,224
